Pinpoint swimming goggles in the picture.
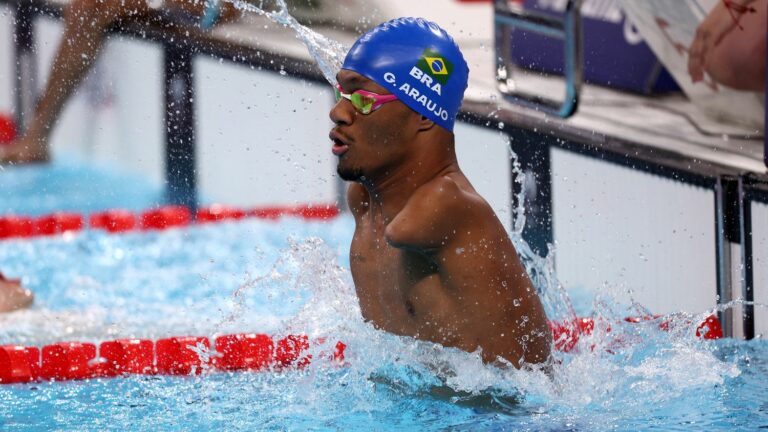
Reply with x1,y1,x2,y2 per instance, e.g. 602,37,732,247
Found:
334,85,398,115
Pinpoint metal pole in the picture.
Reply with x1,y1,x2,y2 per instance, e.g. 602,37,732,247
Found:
714,176,736,337
738,177,755,339
509,128,553,257
13,0,37,132
164,44,197,212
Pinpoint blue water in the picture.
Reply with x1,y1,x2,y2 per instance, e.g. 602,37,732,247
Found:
0,162,766,431
0,158,163,216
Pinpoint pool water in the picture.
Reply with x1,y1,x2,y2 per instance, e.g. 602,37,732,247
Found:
0,158,163,217
0,161,767,431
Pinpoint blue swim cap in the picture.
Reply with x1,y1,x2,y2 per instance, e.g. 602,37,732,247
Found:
342,17,469,132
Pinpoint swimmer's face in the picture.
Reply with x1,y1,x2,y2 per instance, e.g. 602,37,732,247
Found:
329,70,421,182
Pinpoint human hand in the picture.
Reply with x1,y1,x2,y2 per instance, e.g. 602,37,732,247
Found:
688,0,757,83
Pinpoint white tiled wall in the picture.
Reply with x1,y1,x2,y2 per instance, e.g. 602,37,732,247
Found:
0,6,14,113
551,147,718,315
33,16,166,183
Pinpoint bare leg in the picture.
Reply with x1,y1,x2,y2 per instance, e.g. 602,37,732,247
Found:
0,0,151,164
0,0,238,164
0,273,33,312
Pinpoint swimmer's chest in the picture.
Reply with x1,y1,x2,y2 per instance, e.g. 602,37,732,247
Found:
349,220,450,324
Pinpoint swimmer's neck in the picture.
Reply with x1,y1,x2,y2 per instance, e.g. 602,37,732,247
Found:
359,154,460,222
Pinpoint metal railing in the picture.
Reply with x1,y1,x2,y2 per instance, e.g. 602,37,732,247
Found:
494,0,583,118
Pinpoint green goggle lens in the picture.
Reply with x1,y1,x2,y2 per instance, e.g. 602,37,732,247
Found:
334,88,375,115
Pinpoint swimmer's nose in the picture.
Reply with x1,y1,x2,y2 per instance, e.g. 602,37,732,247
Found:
329,98,353,126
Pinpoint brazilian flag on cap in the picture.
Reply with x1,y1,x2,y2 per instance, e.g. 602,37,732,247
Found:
416,48,453,85
341,17,469,131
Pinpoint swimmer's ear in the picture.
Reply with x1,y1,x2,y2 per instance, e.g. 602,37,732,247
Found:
418,115,436,132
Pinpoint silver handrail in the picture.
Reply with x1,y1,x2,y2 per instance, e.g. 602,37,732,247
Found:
494,0,583,118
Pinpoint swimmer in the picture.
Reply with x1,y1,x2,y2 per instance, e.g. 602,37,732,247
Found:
330,18,551,368
0,0,239,164
688,0,766,91
0,273,33,312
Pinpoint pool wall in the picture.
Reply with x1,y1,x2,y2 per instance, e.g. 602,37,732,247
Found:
1,8,15,114
551,147,717,315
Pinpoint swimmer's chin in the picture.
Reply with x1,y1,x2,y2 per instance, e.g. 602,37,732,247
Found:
337,166,364,182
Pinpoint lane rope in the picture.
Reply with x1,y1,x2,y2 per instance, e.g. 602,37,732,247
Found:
0,204,340,241
0,315,722,385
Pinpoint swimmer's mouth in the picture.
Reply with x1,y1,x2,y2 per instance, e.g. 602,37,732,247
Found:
329,131,350,156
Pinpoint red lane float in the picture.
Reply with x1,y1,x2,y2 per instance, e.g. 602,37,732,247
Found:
0,113,16,145
34,212,83,236
292,205,340,221
89,210,136,233
0,334,344,385
141,206,191,230
156,336,210,375
249,205,340,221
0,346,39,384
695,315,723,339
215,333,274,371
99,339,154,375
0,204,341,241
549,314,724,353
196,205,246,223
41,342,97,381
0,315,721,385
0,216,34,239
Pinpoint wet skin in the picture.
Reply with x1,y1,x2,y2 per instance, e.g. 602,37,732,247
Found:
0,273,33,313
329,70,551,368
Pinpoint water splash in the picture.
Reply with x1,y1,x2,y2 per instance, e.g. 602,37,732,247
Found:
239,231,761,430
502,135,578,326
0,217,765,429
224,0,348,85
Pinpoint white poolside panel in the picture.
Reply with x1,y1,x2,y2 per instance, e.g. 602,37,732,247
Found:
94,38,164,184
34,16,89,154
454,123,512,234
753,201,768,338
0,6,12,113
35,16,165,183
551,147,717,315
195,58,337,207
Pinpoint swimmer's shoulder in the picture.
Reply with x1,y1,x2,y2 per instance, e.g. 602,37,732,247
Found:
386,174,486,250
347,182,370,220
